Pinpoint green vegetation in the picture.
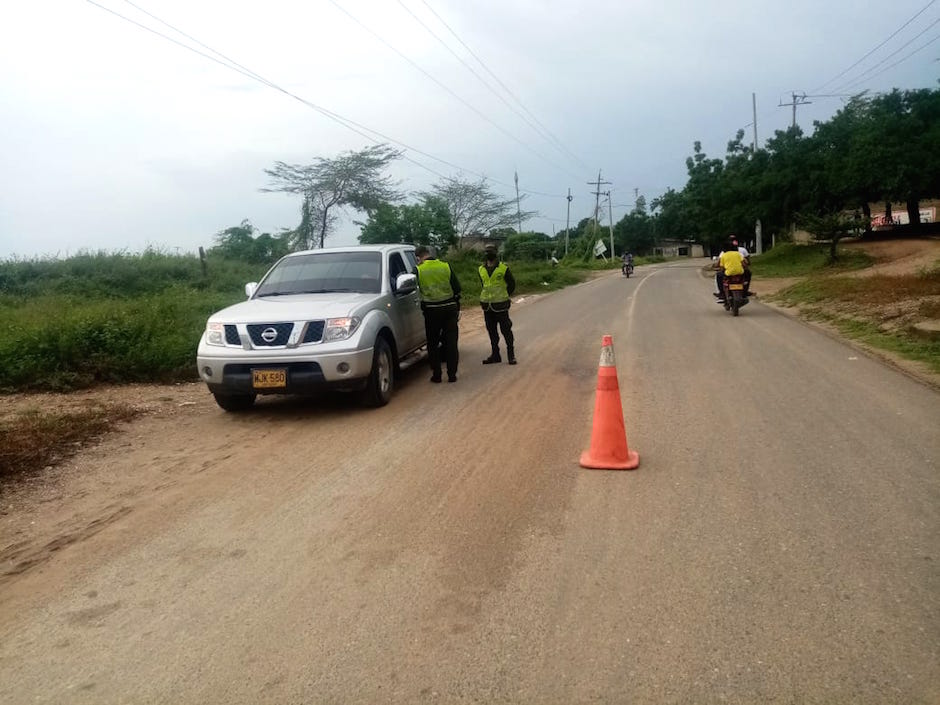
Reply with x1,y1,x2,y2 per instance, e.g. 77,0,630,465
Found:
0,251,270,392
750,244,872,277
768,258,940,374
647,87,940,252
0,403,140,483
0,248,591,393
796,310,940,374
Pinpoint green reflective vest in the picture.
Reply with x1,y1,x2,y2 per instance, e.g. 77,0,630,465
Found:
417,259,455,303
479,262,509,303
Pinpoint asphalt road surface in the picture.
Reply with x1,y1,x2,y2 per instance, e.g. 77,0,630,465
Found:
1,260,938,704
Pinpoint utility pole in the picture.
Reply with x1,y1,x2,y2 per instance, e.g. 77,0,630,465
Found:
779,92,812,129
587,169,612,252
606,191,614,257
565,188,572,256
752,92,758,152
514,170,522,234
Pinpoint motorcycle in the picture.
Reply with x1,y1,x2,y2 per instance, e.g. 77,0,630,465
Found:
722,274,748,316
621,262,634,278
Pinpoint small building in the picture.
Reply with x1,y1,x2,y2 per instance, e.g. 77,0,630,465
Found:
653,239,706,258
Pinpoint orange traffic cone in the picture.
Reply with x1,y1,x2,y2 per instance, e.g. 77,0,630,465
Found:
579,335,640,470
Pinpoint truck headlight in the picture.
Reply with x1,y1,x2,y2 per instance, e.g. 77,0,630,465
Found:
205,322,225,346
324,316,361,342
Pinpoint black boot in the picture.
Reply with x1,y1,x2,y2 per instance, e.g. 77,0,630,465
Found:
482,349,501,364
507,346,517,365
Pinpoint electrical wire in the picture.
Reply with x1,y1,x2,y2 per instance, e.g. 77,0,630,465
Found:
812,0,936,92
86,0,565,201
418,0,589,171
326,0,578,181
836,31,940,92
394,0,584,175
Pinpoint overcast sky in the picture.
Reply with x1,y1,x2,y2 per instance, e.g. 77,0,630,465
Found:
1,0,937,259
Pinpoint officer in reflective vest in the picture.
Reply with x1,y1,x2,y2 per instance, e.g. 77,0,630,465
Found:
415,245,461,383
479,243,516,365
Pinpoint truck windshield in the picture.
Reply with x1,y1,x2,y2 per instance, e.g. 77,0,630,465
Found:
255,252,383,297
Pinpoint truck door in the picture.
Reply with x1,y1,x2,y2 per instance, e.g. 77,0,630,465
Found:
388,251,423,351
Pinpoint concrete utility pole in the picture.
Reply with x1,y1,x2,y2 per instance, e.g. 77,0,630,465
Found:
514,171,523,234
565,188,572,256
752,92,759,152
606,191,614,257
587,170,612,249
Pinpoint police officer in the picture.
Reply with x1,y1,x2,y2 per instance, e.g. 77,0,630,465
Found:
479,243,517,365
415,245,461,383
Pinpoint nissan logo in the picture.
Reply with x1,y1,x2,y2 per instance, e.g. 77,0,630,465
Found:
261,327,278,343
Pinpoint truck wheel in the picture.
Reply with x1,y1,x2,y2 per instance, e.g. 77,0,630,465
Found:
362,338,394,407
213,392,256,412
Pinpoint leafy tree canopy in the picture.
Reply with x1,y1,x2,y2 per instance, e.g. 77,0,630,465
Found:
263,144,403,250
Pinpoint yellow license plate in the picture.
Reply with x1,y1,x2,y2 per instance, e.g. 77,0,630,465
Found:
252,369,287,389
729,284,744,291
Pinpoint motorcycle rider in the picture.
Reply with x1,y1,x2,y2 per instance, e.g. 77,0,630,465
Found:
714,238,750,301
621,251,634,275
714,240,745,303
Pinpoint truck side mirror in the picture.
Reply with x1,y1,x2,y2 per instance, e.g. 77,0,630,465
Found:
395,273,417,295
245,282,258,298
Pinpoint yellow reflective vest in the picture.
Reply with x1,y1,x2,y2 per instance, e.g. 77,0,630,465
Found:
417,259,455,303
479,262,509,303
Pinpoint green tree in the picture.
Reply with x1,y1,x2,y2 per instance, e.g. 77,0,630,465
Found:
420,175,537,242
357,196,456,253
211,220,289,263
503,231,553,260
263,144,403,250
797,210,863,262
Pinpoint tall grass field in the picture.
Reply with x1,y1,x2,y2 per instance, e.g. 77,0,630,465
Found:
0,250,585,393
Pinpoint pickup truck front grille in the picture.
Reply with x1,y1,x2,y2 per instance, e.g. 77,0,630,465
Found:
247,323,293,347
302,321,325,343
224,325,241,345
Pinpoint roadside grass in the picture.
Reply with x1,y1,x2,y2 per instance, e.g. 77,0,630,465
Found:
771,271,940,305
0,288,237,392
750,243,872,277
0,250,589,393
796,309,940,374
0,403,140,485
771,268,940,373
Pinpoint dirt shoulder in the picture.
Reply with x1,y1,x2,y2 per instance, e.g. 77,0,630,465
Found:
756,238,940,391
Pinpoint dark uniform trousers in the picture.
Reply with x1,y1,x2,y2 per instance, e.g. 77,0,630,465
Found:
424,302,459,378
483,302,513,353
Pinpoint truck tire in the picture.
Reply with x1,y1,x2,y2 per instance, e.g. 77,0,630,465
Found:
362,337,394,407
213,392,256,412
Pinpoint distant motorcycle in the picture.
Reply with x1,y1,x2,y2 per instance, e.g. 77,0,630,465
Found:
621,262,634,278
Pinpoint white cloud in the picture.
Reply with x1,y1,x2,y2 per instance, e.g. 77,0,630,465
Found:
0,0,937,258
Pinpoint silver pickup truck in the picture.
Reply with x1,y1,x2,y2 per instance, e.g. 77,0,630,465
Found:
196,244,427,411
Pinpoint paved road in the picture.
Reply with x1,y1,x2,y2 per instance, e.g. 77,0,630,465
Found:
1,260,938,703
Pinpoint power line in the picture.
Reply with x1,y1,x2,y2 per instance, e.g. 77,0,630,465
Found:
812,0,937,92
832,18,940,92
836,31,940,92
417,0,589,171
394,0,583,176
325,0,577,181
86,1,563,201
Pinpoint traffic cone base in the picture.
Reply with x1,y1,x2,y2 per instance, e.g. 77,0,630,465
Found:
579,334,640,471
580,448,640,471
